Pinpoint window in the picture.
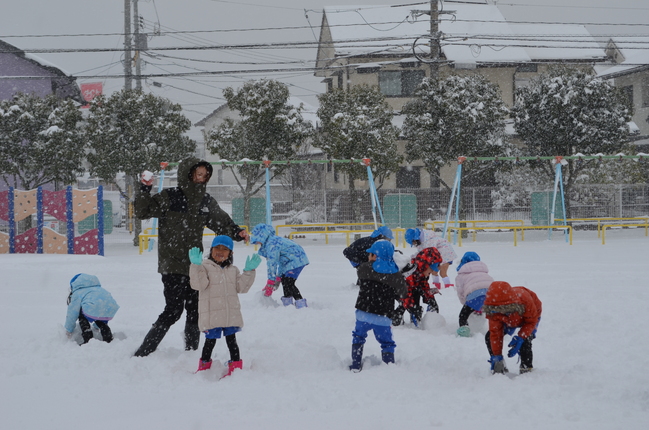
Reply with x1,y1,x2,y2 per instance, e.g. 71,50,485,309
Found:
642,76,649,107
379,70,425,97
396,166,420,189
622,85,633,110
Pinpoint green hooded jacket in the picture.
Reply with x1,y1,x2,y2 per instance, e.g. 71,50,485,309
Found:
135,157,244,276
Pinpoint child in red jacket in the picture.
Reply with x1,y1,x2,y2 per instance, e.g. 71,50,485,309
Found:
392,247,443,327
482,281,542,375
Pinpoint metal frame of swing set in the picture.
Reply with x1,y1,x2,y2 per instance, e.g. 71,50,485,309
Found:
442,154,649,246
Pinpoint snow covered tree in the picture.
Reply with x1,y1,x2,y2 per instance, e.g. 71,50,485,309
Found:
315,85,401,222
402,74,510,190
205,79,313,227
84,89,195,244
0,93,85,190
509,66,633,217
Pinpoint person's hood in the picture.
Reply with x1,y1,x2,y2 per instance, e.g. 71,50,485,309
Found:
176,156,213,192
250,223,275,245
404,228,421,246
70,273,101,292
370,226,394,240
366,240,399,274
483,281,525,315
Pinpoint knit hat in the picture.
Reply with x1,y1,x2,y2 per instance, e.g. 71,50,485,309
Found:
370,225,394,240
211,235,234,250
457,251,480,272
465,288,487,311
404,228,421,246
366,240,399,274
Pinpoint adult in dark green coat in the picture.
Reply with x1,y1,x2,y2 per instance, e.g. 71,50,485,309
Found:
133,157,249,357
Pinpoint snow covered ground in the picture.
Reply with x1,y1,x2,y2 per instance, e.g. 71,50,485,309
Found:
1,229,648,429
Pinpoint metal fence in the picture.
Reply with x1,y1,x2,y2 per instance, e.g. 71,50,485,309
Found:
207,183,649,226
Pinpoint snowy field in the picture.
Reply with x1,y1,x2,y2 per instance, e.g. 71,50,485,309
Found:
1,229,648,429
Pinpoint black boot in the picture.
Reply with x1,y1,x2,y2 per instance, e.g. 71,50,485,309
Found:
382,351,395,364
134,323,169,357
350,343,364,372
184,323,200,351
95,321,113,343
78,314,94,345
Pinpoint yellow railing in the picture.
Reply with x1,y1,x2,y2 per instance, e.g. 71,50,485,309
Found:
138,225,249,255
446,225,572,247
284,227,407,247
555,217,649,238
425,219,525,243
601,222,649,245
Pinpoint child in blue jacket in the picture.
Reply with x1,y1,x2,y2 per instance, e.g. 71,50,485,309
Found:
250,223,310,308
64,274,119,344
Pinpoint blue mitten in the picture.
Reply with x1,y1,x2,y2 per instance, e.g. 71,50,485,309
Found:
508,335,525,357
244,253,261,271
188,247,203,265
488,355,505,374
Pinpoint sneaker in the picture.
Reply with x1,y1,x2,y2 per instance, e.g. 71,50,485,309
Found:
432,282,442,289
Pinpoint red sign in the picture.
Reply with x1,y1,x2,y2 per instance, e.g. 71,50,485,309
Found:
80,82,103,108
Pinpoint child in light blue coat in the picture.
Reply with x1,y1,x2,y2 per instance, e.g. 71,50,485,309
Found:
250,223,310,308
64,273,119,344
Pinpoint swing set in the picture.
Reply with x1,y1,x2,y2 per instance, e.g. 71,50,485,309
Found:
443,154,648,245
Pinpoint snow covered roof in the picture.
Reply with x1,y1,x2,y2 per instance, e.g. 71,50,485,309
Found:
595,37,649,78
322,4,606,64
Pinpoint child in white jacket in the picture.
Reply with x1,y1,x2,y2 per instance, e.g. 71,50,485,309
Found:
188,235,260,376
454,252,493,337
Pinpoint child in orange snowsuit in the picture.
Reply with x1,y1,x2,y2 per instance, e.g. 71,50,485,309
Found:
392,247,443,327
482,281,542,375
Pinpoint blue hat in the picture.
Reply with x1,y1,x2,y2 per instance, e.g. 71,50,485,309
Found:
404,228,420,246
366,240,399,274
457,251,480,272
465,288,487,311
211,235,234,250
370,226,394,240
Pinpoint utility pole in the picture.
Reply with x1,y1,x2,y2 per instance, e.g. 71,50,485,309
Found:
133,0,142,90
429,0,440,80
124,0,132,90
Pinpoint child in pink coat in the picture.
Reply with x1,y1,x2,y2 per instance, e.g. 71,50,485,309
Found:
454,252,493,337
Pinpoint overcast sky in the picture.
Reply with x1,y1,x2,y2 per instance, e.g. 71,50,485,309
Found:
1,0,647,133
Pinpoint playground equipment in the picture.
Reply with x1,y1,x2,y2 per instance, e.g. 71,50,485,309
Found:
443,154,648,245
0,186,104,255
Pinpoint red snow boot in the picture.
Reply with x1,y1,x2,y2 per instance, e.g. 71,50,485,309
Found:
196,359,212,373
223,360,243,378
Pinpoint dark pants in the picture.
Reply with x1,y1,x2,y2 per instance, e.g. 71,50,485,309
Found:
200,334,240,363
485,330,534,370
134,274,200,357
458,304,474,327
78,312,113,344
280,276,303,300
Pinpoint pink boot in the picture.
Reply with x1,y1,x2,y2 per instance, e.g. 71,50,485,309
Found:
196,359,212,372
223,360,243,377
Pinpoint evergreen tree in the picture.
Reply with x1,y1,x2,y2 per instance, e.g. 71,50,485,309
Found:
205,79,313,227
402,74,510,190
509,66,633,217
84,89,195,244
315,85,401,222
0,93,85,190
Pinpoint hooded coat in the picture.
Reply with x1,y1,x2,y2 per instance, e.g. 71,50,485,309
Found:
403,247,443,303
64,274,119,333
455,261,494,305
135,157,245,276
250,224,309,280
483,281,542,356
355,242,408,317
189,259,255,331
